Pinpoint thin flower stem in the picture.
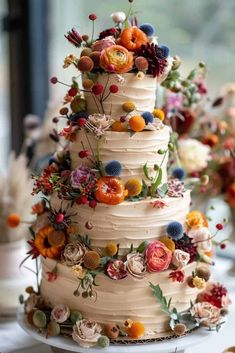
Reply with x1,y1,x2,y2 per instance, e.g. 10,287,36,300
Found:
84,133,96,159
35,257,40,293
91,94,101,113
91,21,95,42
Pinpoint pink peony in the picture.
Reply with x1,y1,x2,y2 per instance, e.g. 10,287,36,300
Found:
92,36,115,52
72,319,101,348
51,304,70,323
106,260,127,280
192,302,221,327
145,240,172,272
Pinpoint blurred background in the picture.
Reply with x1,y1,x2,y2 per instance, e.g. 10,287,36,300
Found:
1,0,235,169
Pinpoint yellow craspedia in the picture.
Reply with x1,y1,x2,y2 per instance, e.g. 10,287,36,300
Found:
192,276,206,289
159,236,175,253
125,178,142,197
105,242,118,257
152,108,165,121
122,101,136,113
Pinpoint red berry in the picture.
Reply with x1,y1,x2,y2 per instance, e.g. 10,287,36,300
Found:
80,195,88,204
109,84,119,93
68,87,78,97
55,213,65,223
77,118,87,127
89,199,97,208
50,76,58,84
216,223,223,230
107,64,115,72
92,84,103,95
89,13,97,21
79,150,90,158
120,116,126,122
220,243,226,249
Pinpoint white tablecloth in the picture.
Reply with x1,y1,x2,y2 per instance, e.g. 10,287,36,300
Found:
1,258,235,353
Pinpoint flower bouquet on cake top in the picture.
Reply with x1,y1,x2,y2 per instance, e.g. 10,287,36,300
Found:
10,1,231,348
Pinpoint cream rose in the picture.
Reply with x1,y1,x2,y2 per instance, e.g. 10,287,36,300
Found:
51,304,70,323
172,249,190,268
88,114,114,132
192,302,221,327
62,242,86,266
188,227,212,252
178,138,211,173
125,252,146,279
72,319,102,348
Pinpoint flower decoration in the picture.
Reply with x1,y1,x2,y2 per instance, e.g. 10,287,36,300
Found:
87,114,114,135
34,226,65,259
188,227,212,253
100,45,134,74
62,242,87,266
104,160,122,177
167,179,185,198
145,240,172,272
72,319,102,348
125,178,142,197
51,304,70,323
174,235,198,263
129,115,146,132
70,165,97,190
92,36,115,52
169,269,185,283
191,302,221,327
141,111,154,125
186,210,207,230
120,26,148,51
139,23,156,37
150,200,168,209
171,249,190,268
166,221,184,240
106,259,128,280
125,252,146,279
65,27,83,47
126,321,145,338
172,167,185,181
111,12,126,24
95,177,128,205
137,43,168,78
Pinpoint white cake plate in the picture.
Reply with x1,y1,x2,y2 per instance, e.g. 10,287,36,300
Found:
17,306,214,353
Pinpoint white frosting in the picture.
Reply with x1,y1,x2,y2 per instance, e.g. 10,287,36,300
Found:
70,127,170,184
41,258,199,335
51,191,191,250
83,73,157,120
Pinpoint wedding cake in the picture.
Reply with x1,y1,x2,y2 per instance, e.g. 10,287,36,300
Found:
15,3,230,348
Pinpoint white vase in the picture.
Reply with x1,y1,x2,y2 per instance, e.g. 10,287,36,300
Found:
0,239,35,317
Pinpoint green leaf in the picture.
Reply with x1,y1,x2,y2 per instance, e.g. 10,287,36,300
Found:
143,163,152,181
141,179,148,198
187,69,197,80
151,168,163,196
137,241,147,253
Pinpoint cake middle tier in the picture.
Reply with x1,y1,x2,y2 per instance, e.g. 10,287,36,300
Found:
70,126,170,184
51,191,191,250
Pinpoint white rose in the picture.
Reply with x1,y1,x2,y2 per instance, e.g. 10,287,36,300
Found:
172,249,190,268
111,12,126,23
72,319,102,348
188,227,212,252
178,139,211,173
51,304,70,323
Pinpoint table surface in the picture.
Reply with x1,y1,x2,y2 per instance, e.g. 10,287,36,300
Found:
1,257,235,353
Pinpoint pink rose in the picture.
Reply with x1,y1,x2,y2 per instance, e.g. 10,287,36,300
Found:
92,36,115,52
192,302,221,327
172,249,190,268
106,260,127,280
146,240,172,272
51,304,70,323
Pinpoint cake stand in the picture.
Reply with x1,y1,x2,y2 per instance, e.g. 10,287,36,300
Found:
17,306,214,353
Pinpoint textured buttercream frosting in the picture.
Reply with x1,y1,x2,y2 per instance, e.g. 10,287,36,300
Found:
83,73,158,120
41,258,199,337
70,126,170,184
51,190,191,250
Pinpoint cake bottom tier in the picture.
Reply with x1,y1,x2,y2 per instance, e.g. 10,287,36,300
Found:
41,258,200,340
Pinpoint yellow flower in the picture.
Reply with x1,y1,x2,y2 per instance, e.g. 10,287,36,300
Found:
71,265,87,279
63,54,78,68
186,210,206,229
159,236,175,253
192,276,206,289
122,101,136,113
125,178,142,197
105,243,118,257
152,108,165,121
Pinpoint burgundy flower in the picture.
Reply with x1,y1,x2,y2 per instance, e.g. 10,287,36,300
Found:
169,269,185,283
98,27,118,40
65,28,83,47
138,43,167,78
106,260,127,280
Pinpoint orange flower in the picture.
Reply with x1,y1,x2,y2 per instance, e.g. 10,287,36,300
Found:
34,226,65,259
7,213,21,228
186,210,207,230
120,27,148,51
95,177,128,205
202,134,219,147
100,45,133,74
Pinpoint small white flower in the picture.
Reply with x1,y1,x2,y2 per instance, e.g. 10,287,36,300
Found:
111,12,126,24
172,249,190,268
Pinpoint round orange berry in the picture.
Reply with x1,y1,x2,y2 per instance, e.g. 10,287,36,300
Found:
7,213,21,228
127,322,145,339
111,121,128,132
129,115,145,132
